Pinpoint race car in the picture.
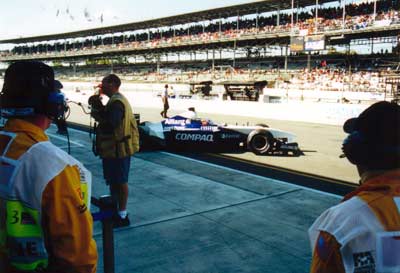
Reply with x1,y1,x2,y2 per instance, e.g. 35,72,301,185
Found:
139,112,301,156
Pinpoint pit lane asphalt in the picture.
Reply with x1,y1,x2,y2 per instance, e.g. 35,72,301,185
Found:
45,122,343,273
66,104,360,184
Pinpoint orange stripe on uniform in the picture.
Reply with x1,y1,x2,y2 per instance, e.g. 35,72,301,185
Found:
358,170,400,231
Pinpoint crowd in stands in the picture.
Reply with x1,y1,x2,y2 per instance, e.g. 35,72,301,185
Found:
1,1,398,96
285,68,385,92
2,0,398,58
50,57,397,94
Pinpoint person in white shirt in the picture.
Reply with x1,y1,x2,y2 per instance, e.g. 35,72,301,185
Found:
180,107,197,119
160,84,169,118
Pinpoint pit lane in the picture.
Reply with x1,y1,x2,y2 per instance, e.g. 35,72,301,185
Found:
65,103,359,194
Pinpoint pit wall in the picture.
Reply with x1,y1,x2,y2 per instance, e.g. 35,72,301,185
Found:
62,81,371,126
0,80,371,125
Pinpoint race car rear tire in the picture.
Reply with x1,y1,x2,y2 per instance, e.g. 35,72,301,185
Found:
247,129,273,155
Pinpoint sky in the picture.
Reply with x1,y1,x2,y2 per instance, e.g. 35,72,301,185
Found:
0,0,390,55
0,0,258,40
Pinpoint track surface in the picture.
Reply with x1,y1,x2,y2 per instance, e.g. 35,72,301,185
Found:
67,103,360,184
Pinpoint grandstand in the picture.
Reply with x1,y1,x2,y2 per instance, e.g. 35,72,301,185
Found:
0,0,399,101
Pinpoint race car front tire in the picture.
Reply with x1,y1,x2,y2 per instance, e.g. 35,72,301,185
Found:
247,129,273,155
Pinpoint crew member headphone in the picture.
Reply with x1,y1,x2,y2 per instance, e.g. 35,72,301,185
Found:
342,130,400,168
0,61,67,120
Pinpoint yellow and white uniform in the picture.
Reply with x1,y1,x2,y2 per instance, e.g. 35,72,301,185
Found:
309,169,400,273
0,119,97,273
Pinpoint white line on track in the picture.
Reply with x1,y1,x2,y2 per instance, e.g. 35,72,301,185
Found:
47,133,84,147
67,126,342,198
160,151,343,199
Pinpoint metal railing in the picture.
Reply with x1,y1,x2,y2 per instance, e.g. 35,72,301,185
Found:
91,195,116,273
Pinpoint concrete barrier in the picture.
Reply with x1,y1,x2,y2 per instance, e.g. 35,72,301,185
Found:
63,81,370,125
0,80,370,125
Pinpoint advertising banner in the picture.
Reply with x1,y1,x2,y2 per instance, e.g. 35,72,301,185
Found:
305,35,325,51
290,36,304,52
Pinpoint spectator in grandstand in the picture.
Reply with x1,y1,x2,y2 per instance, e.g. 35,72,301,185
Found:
160,84,170,118
0,61,97,273
89,74,140,228
309,101,400,273
244,86,252,100
8,0,399,58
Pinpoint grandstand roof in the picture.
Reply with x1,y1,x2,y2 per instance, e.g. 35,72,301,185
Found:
0,0,331,44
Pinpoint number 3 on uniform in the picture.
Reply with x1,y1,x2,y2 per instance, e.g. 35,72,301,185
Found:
10,210,19,224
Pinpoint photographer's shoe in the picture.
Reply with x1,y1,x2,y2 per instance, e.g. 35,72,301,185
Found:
113,215,130,228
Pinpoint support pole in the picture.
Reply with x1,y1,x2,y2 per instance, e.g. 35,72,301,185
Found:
285,45,288,72
99,196,115,273
233,40,237,68
73,62,76,77
371,38,374,54
157,55,160,74
291,0,294,30
256,8,259,32
342,0,346,32
315,0,319,33
212,49,215,78
277,7,280,26
237,11,240,32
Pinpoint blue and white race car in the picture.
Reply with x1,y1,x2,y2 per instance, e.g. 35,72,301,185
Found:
139,112,301,156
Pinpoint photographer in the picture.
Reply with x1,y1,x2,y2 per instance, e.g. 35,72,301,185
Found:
88,74,139,228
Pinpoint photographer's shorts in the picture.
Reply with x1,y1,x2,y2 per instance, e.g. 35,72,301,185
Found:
102,156,131,184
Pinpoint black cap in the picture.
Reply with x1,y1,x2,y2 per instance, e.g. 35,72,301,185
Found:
0,61,59,116
2,61,55,96
343,101,400,147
